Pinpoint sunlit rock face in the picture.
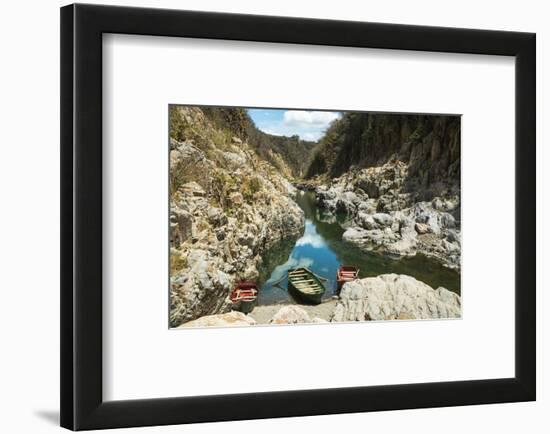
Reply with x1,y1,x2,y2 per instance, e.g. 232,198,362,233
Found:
169,107,304,327
331,274,461,322
313,160,460,271
305,113,461,271
177,311,256,328
269,305,326,325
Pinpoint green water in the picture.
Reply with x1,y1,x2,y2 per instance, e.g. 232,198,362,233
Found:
257,191,460,305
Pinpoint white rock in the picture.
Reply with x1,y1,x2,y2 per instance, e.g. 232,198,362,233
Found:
356,212,377,230
415,222,430,234
179,311,255,327
331,274,461,322
181,181,206,197
270,305,314,324
373,213,394,227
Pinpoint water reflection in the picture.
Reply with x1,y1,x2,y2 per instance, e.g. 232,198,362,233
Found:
257,191,460,305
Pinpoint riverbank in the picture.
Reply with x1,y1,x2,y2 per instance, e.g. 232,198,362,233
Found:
257,190,460,307
249,299,338,324
313,159,461,271
178,273,461,328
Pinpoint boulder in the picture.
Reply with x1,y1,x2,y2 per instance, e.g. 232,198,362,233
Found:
331,274,461,322
411,202,455,235
415,222,430,234
170,249,234,326
342,227,369,243
343,226,401,251
270,305,315,324
178,311,255,328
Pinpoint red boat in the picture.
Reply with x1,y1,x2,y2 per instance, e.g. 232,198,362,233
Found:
336,266,359,290
229,281,258,314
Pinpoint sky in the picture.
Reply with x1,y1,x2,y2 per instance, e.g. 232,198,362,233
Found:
247,108,341,142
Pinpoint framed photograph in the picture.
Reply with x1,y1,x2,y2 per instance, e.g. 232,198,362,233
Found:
61,3,536,430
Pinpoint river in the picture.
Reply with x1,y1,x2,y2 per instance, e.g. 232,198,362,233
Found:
257,190,460,305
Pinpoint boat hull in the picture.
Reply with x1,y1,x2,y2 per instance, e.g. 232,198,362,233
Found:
336,266,359,291
287,267,326,305
237,299,256,314
230,281,258,313
288,284,324,304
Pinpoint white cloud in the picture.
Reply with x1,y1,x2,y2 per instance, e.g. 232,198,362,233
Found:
295,220,327,248
295,233,326,248
250,110,341,142
283,111,340,127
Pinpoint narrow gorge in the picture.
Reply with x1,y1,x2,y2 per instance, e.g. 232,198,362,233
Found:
169,106,461,327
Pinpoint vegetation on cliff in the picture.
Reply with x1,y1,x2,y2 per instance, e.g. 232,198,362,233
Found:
306,113,460,198
307,112,461,271
169,106,304,326
177,106,317,178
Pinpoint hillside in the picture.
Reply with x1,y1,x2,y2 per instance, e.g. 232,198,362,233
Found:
307,112,460,200
304,112,461,270
197,107,316,178
169,106,305,326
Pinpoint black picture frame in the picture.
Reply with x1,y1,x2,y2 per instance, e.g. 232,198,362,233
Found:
60,3,536,431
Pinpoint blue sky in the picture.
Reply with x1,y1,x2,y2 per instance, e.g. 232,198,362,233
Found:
247,109,340,142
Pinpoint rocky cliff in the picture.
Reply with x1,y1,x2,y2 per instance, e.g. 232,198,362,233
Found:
307,113,461,200
169,107,304,327
306,112,461,271
198,107,316,178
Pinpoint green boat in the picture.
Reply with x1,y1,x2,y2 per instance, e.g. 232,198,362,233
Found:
287,267,326,305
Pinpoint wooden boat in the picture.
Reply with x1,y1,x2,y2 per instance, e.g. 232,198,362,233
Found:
230,281,258,314
336,265,359,290
287,267,326,305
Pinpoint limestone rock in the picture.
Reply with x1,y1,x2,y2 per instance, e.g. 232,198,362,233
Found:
415,222,430,234
331,274,461,322
178,311,256,328
270,305,316,324
312,156,461,271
